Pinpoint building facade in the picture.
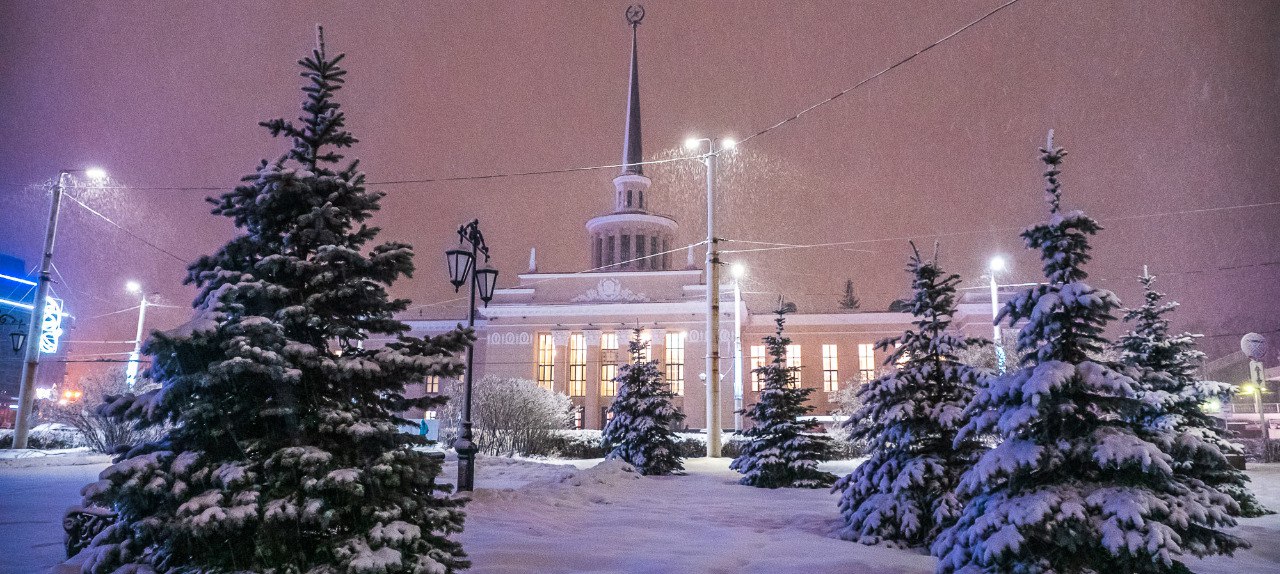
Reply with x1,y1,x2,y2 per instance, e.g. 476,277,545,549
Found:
400,13,1005,431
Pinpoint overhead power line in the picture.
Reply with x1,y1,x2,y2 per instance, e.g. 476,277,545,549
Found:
1,0,1028,194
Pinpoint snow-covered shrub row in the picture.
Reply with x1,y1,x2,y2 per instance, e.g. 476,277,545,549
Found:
0,424,84,449
436,375,571,456
48,367,167,454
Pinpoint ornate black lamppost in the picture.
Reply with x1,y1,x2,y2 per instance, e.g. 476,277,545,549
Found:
444,220,498,492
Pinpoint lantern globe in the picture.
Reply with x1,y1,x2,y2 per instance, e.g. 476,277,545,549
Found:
445,248,475,291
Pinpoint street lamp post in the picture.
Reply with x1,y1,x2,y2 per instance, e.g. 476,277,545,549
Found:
444,219,499,492
12,167,105,450
1241,333,1271,462
124,281,149,390
731,263,746,431
988,255,1007,373
685,136,735,457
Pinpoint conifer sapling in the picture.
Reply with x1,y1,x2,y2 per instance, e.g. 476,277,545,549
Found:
602,331,685,476
730,303,837,489
834,243,987,546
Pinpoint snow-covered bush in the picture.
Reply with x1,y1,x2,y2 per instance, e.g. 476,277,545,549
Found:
933,133,1244,574
835,244,988,547
437,375,571,456
75,32,472,573
1118,272,1270,517
731,308,837,488
47,367,166,454
602,333,685,475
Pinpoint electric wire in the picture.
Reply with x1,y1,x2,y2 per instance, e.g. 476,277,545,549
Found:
62,192,192,264
0,0,1028,194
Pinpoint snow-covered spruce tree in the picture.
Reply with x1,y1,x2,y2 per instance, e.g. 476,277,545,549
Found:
730,305,837,488
602,332,685,476
1119,271,1270,517
78,30,472,574
833,243,987,546
933,132,1243,574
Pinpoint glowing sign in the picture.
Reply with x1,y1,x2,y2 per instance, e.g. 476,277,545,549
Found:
40,297,64,354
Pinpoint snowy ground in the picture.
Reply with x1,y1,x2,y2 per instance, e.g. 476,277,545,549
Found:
3,454,1278,574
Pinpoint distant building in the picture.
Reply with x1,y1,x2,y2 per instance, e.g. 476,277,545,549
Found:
1201,350,1280,436
399,15,1006,431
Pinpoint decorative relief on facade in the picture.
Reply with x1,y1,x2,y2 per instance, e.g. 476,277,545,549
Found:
570,277,651,303
685,329,732,343
583,330,602,346
487,331,533,346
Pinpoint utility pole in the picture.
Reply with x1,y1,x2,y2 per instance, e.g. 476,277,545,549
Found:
12,171,70,449
125,282,149,389
685,136,735,457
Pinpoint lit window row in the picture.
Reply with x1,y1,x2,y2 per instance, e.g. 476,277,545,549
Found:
533,330,682,397
746,343,878,392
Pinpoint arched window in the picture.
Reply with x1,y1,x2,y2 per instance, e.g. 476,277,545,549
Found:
627,189,633,207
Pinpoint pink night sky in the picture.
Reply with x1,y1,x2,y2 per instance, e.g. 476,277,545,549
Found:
1,1,1277,383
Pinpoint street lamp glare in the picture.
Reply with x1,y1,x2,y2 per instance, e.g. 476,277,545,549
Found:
722,137,736,150
125,281,141,294
731,263,745,279
84,168,108,182
684,137,701,151
989,256,1007,272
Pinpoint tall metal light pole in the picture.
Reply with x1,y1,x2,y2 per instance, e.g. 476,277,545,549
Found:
731,263,745,432
12,167,105,450
444,220,499,491
685,136,735,457
988,255,1007,373
1241,332,1271,462
124,281,149,390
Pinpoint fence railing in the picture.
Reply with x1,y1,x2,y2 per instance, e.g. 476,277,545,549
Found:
1219,403,1280,415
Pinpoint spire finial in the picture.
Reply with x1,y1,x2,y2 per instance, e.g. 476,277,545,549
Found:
620,5,645,175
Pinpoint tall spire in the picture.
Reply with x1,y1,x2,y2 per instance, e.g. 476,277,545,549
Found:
621,5,645,175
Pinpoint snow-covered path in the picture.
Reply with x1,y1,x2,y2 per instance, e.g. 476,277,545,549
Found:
0,452,110,574
4,454,1278,574
452,457,933,574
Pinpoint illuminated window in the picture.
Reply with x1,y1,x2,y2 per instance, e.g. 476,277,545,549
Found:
425,410,437,420
822,344,839,392
569,333,586,397
786,344,802,388
537,333,556,390
602,407,615,426
601,332,619,396
750,345,766,392
573,406,585,429
858,343,876,382
425,375,440,394
665,332,685,395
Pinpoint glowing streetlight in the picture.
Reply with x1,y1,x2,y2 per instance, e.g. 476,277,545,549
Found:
84,167,108,182
12,167,108,450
